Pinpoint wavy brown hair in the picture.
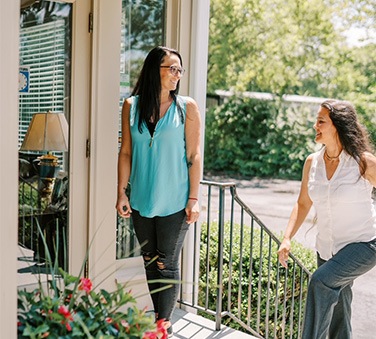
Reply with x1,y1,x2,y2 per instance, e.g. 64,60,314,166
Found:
321,99,373,175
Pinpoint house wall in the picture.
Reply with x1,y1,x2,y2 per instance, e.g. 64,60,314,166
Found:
0,0,209,335
0,0,20,336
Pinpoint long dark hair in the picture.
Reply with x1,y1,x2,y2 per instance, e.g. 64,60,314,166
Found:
131,46,183,133
321,99,373,175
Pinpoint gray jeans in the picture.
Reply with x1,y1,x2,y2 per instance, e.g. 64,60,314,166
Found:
302,239,376,339
132,209,189,321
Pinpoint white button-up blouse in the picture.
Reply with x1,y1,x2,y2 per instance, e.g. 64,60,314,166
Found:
308,147,376,260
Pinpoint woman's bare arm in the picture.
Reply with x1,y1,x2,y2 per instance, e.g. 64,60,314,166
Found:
116,98,133,218
277,155,314,267
184,97,201,224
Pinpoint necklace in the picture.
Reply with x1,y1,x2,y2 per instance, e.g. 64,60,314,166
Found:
324,150,341,161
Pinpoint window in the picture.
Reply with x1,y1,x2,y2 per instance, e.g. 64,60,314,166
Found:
117,0,166,259
18,1,72,275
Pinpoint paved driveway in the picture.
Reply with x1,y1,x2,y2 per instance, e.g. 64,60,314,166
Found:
205,176,376,339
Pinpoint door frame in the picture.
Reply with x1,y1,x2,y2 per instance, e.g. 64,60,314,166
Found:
86,0,122,289
0,0,20,336
68,0,92,276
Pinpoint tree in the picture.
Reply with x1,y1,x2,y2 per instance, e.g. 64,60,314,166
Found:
207,0,376,147
208,0,376,99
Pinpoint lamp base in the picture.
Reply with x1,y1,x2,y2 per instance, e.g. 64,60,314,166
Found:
38,153,60,199
38,153,60,179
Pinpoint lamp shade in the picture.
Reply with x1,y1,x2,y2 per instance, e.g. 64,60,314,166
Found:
20,112,69,152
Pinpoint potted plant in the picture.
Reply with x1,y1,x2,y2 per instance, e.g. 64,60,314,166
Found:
17,225,168,339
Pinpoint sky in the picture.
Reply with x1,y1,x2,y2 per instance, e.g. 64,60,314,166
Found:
343,26,376,47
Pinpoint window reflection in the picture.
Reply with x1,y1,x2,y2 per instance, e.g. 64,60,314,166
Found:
117,0,166,259
18,0,72,281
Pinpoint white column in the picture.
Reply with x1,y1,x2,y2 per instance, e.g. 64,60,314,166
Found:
188,0,210,118
0,0,20,337
181,0,210,309
88,0,122,290
68,0,92,277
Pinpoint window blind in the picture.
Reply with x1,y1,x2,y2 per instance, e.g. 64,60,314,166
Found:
19,20,66,148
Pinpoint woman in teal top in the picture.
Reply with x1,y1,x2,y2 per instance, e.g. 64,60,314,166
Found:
128,94,190,217
116,46,201,337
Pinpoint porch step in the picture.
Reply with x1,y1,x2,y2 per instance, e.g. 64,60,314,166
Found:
171,308,259,339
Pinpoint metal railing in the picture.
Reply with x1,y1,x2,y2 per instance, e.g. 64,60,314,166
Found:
116,216,141,259
179,180,312,339
18,177,43,252
18,175,68,268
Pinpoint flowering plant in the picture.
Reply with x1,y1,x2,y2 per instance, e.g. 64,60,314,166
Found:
17,267,168,338
17,221,168,339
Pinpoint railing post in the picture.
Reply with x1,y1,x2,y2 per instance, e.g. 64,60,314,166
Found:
215,186,225,330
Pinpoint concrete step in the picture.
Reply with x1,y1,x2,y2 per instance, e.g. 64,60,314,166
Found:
171,308,259,339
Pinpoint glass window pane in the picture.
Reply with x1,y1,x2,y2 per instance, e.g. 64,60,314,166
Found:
18,0,72,280
117,0,166,259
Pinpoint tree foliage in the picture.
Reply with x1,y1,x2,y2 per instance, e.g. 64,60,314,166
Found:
206,0,376,178
208,0,376,100
121,0,165,90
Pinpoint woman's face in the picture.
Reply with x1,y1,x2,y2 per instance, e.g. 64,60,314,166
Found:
159,53,182,92
313,107,338,144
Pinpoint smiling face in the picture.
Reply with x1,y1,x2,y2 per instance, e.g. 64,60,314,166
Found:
160,53,182,92
313,106,339,145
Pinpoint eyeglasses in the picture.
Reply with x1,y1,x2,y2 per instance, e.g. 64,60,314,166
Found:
160,65,185,77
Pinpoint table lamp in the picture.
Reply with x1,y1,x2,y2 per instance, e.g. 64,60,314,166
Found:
20,112,69,196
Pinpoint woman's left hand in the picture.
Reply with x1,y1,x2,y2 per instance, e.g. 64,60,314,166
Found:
277,238,291,268
185,199,200,224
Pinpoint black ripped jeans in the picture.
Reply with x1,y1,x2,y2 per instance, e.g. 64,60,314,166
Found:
131,209,190,321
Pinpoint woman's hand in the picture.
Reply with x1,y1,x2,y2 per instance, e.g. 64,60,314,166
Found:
185,199,200,224
277,238,291,268
116,194,132,218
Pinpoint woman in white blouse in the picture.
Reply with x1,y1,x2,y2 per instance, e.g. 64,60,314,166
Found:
278,99,376,339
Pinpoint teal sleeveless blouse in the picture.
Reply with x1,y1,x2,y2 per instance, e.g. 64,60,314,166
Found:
129,95,189,217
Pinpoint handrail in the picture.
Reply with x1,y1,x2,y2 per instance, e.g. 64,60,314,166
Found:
230,184,311,276
18,177,43,252
179,180,312,339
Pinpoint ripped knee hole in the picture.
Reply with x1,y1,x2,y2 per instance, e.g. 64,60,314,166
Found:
142,253,158,263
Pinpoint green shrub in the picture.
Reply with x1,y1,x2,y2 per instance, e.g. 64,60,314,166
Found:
204,96,318,179
198,221,316,338
204,95,376,179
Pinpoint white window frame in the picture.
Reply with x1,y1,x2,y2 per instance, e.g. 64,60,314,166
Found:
115,0,210,310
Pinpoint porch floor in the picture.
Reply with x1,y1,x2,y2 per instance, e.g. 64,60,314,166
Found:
171,308,258,339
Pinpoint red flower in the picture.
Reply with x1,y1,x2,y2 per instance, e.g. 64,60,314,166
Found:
143,320,168,339
65,321,72,331
143,332,158,339
57,305,73,321
57,307,73,332
78,277,93,293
